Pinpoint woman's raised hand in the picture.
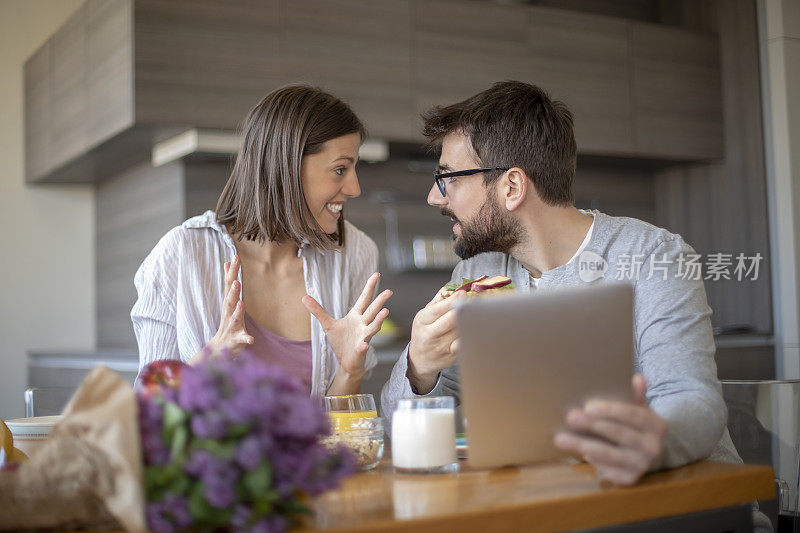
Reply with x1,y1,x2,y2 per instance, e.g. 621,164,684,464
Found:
206,255,254,357
302,272,392,378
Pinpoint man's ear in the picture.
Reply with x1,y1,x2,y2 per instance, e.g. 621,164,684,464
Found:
502,167,530,212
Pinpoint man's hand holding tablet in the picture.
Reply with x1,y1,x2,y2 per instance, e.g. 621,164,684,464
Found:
554,374,667,486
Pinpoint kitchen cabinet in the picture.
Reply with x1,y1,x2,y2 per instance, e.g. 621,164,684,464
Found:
282,0,414,141
24,0,133,183
413,1,531,124
528,8,634,156
24,0,725,183
631,23,723,160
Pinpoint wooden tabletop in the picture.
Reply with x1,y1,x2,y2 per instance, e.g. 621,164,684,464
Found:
299,459,774,532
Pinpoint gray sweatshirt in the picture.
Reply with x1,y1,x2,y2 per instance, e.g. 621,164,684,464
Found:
381,210,740,470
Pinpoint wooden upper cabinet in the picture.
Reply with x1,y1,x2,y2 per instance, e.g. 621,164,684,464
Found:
631,23,724,160
413,0,531,131
24,0,134,183
134,0,282,130
281,0,414,141
24,42,51,181
85,0,133,151
49,5,88,174
529,8,634,156
23,0,725,183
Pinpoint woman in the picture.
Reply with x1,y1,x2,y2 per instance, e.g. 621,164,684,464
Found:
131,85,392,396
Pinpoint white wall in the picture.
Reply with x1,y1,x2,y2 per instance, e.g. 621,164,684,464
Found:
761,0,800,379
0,0,94,420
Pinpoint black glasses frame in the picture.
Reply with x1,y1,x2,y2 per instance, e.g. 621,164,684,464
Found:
433,167,510,197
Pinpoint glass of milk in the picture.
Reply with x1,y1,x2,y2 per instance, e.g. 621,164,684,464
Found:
391,396,458,474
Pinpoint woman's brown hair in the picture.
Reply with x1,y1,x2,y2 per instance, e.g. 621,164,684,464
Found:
216,84,366,248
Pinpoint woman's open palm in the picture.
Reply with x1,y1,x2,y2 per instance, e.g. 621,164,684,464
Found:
208,255,254,355
302,272,392,377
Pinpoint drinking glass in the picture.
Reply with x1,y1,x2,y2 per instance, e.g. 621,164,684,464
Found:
323,394,377,430
323,393,376,413
391,396,458,474
322,394,383,471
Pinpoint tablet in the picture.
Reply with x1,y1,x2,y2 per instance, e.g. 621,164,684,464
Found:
456,282,633,468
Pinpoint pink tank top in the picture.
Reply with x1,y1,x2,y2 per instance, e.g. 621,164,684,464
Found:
244,312,313,392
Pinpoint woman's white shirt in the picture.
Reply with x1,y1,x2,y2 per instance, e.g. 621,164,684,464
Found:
131,210,379,396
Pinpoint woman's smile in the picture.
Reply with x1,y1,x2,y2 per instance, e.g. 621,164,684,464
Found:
325,202,343,219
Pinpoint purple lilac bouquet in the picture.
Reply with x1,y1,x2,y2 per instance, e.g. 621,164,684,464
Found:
137,351,356,533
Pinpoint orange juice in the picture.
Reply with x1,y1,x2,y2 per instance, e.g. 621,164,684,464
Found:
328,410,378,431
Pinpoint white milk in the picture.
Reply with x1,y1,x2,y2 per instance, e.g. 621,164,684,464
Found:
391,408,457,469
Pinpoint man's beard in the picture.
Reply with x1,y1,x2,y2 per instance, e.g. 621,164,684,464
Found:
442,196,523,260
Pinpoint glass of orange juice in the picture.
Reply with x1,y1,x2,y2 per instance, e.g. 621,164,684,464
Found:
324,394,377,431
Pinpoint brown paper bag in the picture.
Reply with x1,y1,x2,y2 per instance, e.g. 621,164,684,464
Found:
0,366,147,532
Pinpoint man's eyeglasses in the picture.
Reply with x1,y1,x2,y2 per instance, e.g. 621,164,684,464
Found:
433,167,510,197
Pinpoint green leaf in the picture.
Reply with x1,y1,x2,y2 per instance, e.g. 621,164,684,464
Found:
189,483,213,522
446,277,480,292
170,425,189,463
144,465,162,494
252,496,273,517
188,483,233,528
145,463,184,500
163,402,186,432
167,473,192,496
160,401,187,447
242,462,272,496
252,489,282,517
190,438,236,460
227,422,251,438
282,498,312,516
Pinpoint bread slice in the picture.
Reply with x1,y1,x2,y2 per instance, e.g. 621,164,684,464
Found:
441,275,514,298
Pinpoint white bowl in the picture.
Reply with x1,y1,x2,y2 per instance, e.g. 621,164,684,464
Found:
5,415,62,458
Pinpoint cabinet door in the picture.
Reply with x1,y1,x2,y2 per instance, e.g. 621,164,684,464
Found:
631,23,723,160
529,8,634,155
25,43,52,182
135,0,283,129
49,4,87,172
282,0,414,141
413,0,530,130
85,0,134,150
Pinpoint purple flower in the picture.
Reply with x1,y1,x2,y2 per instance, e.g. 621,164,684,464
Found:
138,397,171,464
205,476,237,509
141,348,355,533
203,462,238,508
184,449,217,478
231,504,252,528
243,515,288,533
145,502,176,533
162,494,192,529
177,368,220,411
235,436,263,470
294,442,357,495
145,496,192,533
142,433,170,464
277,397,327,440
191,409,227,439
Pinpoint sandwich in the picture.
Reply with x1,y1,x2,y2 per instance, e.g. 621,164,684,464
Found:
441,275,515,298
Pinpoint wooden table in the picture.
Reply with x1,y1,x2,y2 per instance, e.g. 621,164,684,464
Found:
299,459,774,532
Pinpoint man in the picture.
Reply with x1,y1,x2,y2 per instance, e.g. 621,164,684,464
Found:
381,81,740,486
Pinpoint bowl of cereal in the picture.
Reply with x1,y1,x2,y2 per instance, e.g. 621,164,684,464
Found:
323,416,384,471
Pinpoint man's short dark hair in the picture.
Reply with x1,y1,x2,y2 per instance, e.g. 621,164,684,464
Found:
422,81,576,206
